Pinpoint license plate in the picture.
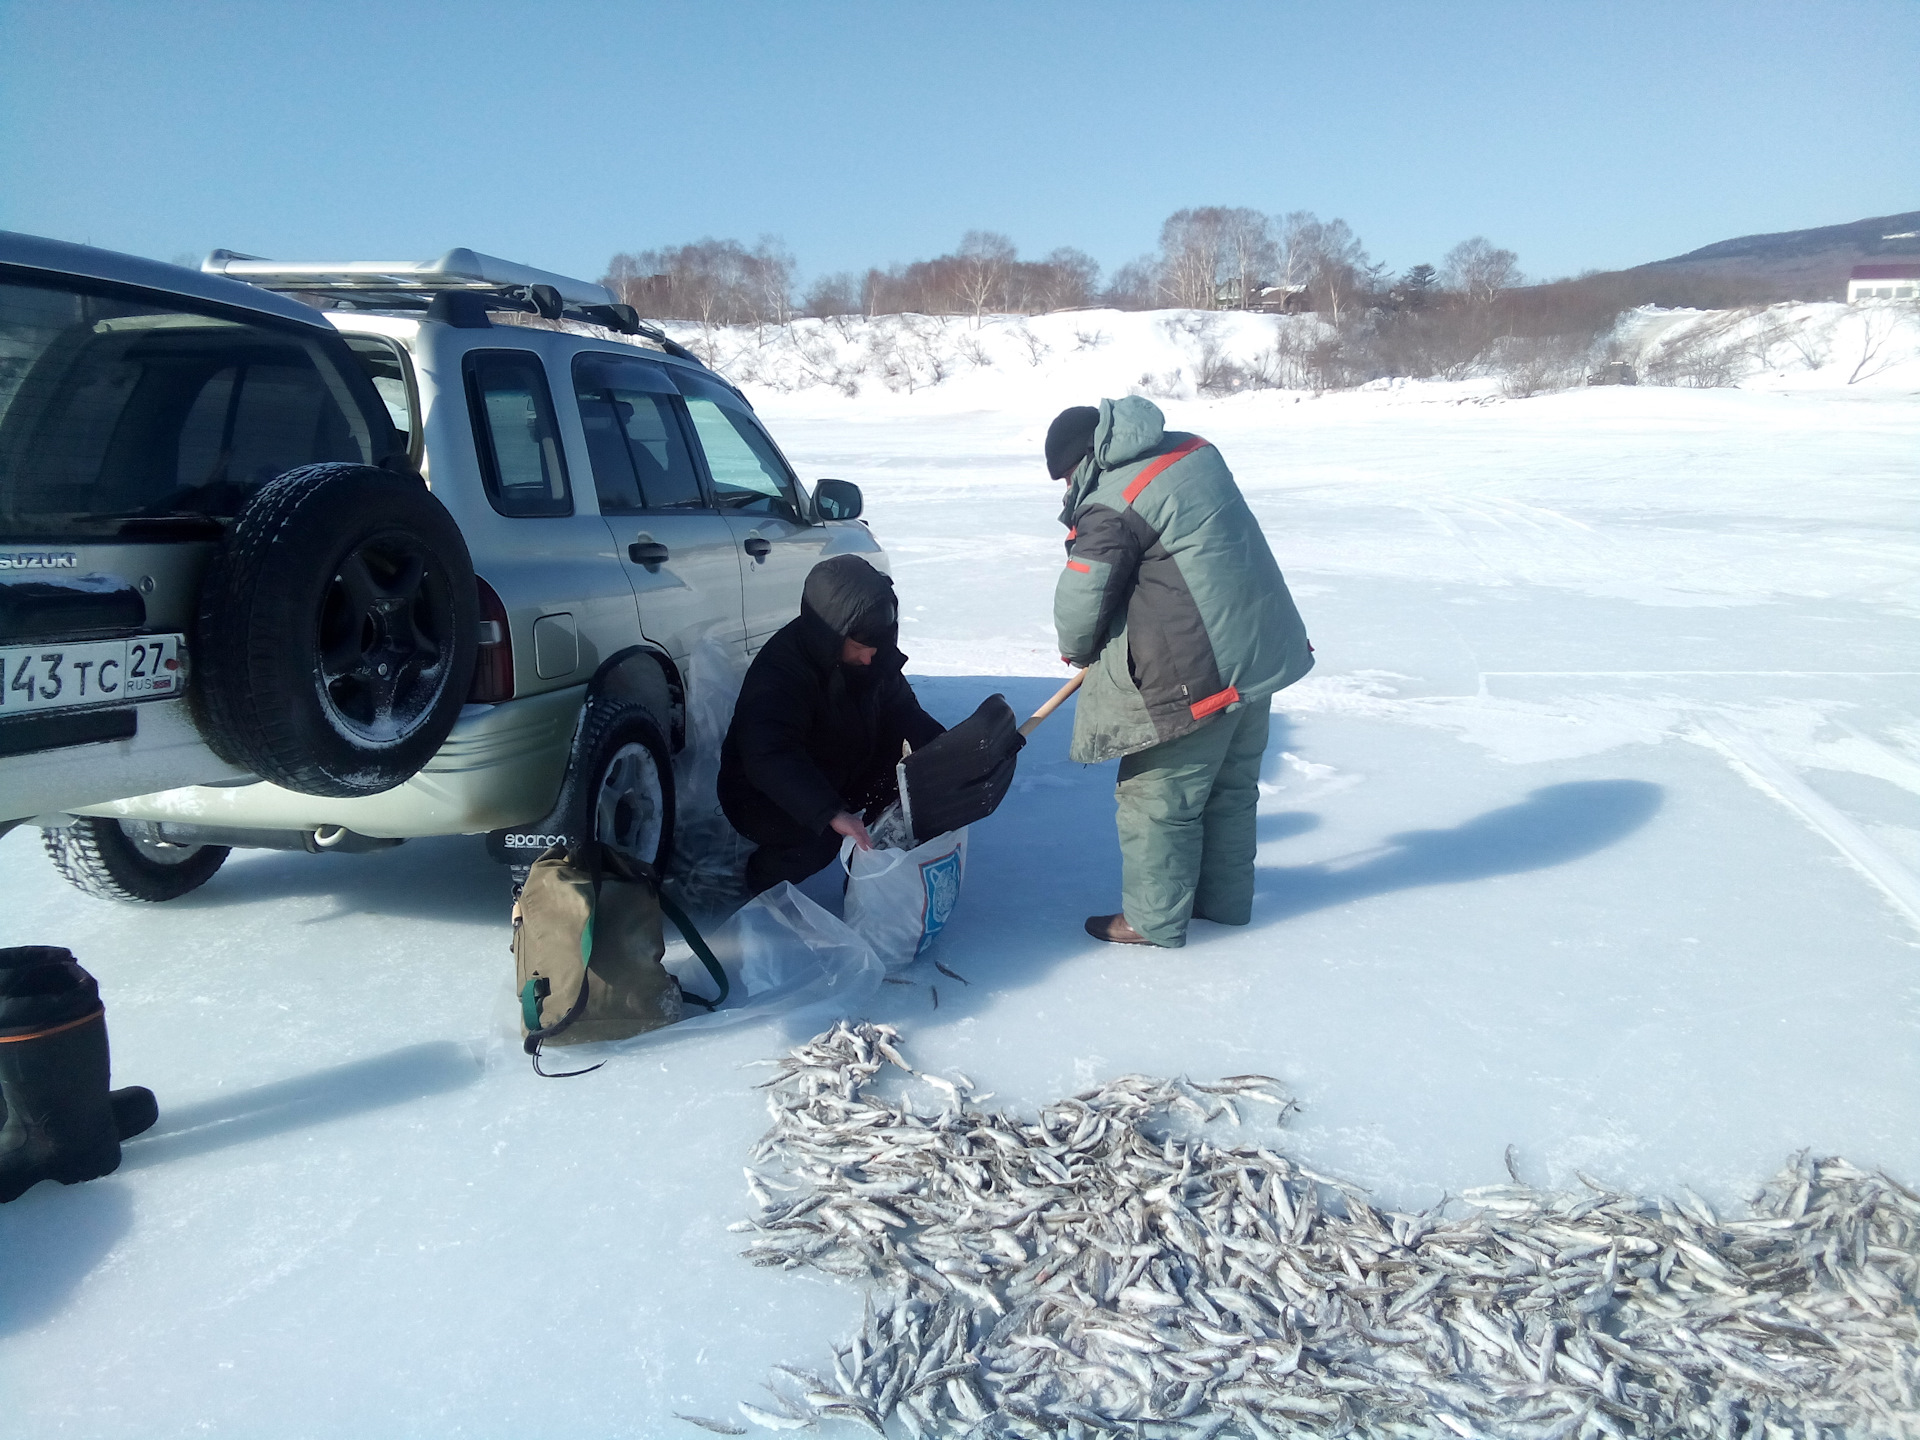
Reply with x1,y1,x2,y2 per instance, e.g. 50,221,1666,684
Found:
0,635,185,713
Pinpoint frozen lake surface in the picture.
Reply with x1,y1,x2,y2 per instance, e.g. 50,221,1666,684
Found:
4,367,1919,1436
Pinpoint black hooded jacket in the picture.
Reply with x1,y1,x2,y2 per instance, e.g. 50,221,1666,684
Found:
719,558,946,839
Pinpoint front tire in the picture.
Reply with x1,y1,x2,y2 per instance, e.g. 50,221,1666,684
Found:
43,818,230,903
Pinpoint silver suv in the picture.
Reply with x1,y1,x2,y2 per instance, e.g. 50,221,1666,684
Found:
5,241,878,900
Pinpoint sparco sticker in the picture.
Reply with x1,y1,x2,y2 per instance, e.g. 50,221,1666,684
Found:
0,553,80,571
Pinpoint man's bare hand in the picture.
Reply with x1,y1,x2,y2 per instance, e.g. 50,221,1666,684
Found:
831,811,874,851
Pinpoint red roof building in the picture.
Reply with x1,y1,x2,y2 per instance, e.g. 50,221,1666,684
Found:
1848,263,1920,301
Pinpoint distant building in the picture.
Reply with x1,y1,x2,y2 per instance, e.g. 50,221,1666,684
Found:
1213,279,1311,314
1847,264,1920,302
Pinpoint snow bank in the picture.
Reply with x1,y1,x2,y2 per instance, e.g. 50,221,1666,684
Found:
666,301,1920,406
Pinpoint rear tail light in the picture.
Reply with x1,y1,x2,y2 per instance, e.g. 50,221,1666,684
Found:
468,577,514,703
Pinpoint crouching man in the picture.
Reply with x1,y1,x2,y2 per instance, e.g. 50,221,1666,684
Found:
1047,398,1314,947
720,555,946,896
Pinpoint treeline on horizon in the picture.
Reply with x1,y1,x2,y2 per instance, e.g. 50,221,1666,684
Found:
603,206,1810,330
599,207,1821,390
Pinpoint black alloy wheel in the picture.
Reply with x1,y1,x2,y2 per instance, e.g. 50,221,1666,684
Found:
318,529,458,746
193,463,478,797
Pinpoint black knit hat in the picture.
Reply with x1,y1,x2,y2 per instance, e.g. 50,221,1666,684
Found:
1044,405,1099,480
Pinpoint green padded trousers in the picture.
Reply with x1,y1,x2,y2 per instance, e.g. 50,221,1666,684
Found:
1115,700,1271,947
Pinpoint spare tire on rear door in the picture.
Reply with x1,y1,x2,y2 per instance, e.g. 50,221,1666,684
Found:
193,462,478,798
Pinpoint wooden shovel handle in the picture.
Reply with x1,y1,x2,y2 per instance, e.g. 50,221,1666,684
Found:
1019,669,1087,737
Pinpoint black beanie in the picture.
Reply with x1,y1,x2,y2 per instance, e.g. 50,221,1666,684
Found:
1044,405,1099,480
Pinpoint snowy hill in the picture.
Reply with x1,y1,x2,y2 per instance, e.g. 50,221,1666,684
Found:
1635,207,1920,300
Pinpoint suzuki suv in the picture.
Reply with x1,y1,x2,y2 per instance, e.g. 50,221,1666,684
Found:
8,242,878,900
1,233,452,853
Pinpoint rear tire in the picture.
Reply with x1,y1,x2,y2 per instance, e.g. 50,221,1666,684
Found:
562,705,675,874
42,818,229,903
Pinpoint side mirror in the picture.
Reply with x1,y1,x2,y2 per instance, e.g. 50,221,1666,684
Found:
813,478,863,522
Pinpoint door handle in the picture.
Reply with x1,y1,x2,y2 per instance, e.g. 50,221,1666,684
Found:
629,541,670,566
743,537,772,559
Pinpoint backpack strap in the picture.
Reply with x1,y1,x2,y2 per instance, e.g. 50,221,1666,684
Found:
659,890,729,1011
523,841,608,1077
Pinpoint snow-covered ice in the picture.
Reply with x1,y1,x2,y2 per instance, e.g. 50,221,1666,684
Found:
2,314,1918,1436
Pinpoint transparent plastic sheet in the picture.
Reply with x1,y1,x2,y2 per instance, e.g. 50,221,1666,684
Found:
494,883,884,1062
663,629,752,919
840,827,968,970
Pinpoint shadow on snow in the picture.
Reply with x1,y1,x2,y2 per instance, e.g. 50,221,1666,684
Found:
868,676,1663,1023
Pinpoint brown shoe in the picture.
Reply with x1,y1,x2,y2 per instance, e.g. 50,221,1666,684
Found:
1084,913,1153,945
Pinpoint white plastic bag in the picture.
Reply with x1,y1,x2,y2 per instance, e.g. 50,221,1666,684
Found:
840,827,968,970
663,629,751,916
665,882,884,1035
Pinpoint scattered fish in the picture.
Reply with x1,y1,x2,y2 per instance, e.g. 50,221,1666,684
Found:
720,1022,1920,1439
933,960,971,986
735,1400,811,1431
675,1415,748,1435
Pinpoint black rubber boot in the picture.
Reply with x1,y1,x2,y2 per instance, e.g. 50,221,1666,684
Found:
1,947,126,1204
111,1086,159,1140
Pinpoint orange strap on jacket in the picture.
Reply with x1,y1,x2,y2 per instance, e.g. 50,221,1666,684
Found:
0,1007,103,1044
1190,685,1240,720
1122,436,1207,505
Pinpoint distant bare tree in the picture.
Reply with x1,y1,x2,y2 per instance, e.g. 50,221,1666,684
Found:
1846,304,1906,385
950,231,1015,321
603,236,795,328
802,272,861,319
1219,210,1279,310
1023,247,1101,311
1282,214,1373,324
1104,256,1160,310
1157,208,1228,308
1442,237,1522,308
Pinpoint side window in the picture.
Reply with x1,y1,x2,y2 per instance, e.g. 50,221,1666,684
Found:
674,372,801,520
342,334,416,449
571,353,705,513
464,350,570,517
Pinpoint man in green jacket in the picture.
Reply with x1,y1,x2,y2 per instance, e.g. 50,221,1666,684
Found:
1048,397,1313,947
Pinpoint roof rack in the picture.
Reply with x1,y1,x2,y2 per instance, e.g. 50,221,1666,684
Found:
199,247,689,352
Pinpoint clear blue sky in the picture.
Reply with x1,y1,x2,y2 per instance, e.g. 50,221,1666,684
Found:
3,0,1915,290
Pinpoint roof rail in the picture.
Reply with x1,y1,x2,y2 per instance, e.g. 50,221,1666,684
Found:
198,247,685,345
203,248,616,306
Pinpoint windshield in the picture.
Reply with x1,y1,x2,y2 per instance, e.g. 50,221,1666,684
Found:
0,274,384,540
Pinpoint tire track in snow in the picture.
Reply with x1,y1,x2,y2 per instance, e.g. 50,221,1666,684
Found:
1694,714,1920,935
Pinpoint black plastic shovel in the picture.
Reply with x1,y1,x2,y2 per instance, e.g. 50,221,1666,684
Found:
895,671,1085,844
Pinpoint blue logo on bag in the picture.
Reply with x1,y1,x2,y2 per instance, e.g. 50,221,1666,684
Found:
917,849,964,953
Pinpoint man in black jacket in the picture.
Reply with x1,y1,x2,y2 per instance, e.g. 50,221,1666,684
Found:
720,555,946,895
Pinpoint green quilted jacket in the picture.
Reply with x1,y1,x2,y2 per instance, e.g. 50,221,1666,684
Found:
1054,396,1313,763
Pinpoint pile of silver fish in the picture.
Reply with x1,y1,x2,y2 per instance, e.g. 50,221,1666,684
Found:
687,1022,1920,1438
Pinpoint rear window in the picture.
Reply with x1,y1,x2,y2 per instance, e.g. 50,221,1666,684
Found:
464,350,571,518
0,274,383,540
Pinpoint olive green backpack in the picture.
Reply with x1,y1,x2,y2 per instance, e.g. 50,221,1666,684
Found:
512,842,727,1076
